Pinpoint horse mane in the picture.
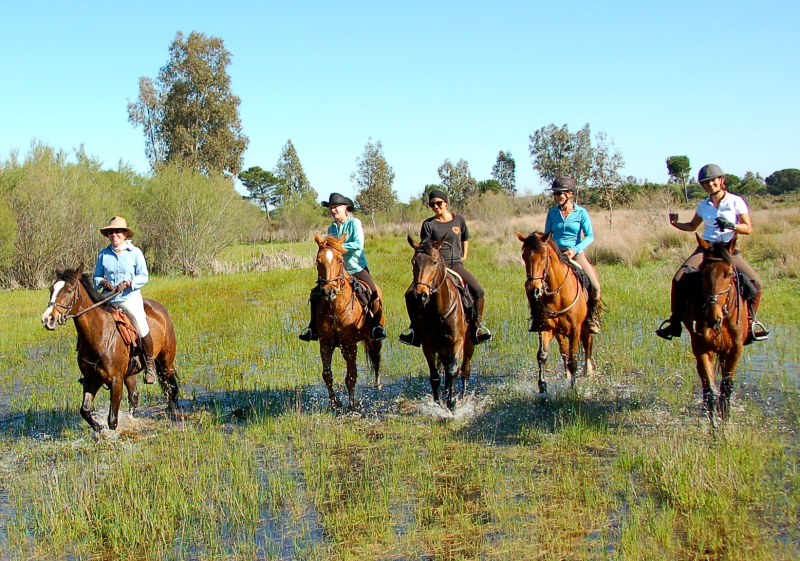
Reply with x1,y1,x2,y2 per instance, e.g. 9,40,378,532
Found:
703,242,734,265
318,235,345,254
416,238,440,257
521,232,569,265
57,269,115,311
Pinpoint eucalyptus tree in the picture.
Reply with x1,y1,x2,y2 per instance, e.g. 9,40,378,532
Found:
528,124,593,187
351,138,397,221
491,150,516,196
128,31,249,176
666,155,692,202
274,139,315,200
437,159,478,209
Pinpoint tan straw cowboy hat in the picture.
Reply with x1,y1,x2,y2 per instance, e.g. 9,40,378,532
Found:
99,216,134,239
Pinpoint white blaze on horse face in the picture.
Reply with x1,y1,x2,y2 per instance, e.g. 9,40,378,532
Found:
41,280,66,325
325,250,333,263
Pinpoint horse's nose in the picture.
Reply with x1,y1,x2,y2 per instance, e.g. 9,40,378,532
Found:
417,292,429,306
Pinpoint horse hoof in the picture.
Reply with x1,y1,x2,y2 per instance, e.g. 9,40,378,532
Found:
538,380,547,394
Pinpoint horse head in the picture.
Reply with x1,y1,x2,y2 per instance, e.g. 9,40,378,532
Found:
314,233,348,301
517,231,553,299
697,234,737,330
41,264,85,331
408,235,446,306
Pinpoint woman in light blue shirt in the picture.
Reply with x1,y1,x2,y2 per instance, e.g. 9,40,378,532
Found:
544,177,602,333
299,193,386,342
93,216,157,384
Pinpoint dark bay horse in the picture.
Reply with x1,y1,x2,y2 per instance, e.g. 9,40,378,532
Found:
313,233,383,409
516,231,594,393
41,265,180,431
407,235,474,409
685,234,748,424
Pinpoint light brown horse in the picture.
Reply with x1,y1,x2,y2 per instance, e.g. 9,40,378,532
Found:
517,231,594,393
41,265,179,431
313,234,383,409
407,236,475,409
685,234,748,423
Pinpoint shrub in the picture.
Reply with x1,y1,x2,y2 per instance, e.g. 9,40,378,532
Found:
131,165,256,275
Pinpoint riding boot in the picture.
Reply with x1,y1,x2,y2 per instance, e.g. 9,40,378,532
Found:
141,333,157,384
655,280,684,340
744,291,769,345
370,296,386,341
472,298,493,344
399,290,420,347
587,297,601,334
299,291,320,342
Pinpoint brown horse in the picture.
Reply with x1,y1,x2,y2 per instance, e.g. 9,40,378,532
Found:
516,231,594,393
41,265,180,431
407,236,475,409
684,234,748,423
313,233,383,409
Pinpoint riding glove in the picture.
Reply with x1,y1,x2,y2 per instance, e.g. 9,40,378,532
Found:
715,217,735,231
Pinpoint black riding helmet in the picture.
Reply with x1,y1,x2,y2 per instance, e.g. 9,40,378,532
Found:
551,177,577,192
698,164,724,184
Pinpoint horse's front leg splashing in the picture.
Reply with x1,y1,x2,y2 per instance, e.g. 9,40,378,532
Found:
341,343,359,410
319,344,341,408
443,355,460,410
537,331,552,394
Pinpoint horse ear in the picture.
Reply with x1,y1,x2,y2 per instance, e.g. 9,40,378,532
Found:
314,233,324,246
337,234,347,245
433,237,446,250
541,231,552,243
77,263,84,275
55,264,64,276
726,234,738,253
696,233,709,250
407,235,418,250
515,231,527,243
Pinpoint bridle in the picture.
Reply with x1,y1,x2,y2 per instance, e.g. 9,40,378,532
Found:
525,244,580,317
47,279,118,325
412,248,458,319
316,247,360,324
700,259,741,333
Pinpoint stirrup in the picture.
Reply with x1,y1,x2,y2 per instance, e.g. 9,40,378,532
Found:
371,326,387,341
655,319,680,341
474,326,493,344
299,327,318,342
399,328,420,347
587,319,601,334
745,321,769,345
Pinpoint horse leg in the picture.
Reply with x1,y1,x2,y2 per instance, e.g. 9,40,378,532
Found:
718,348,742,422
423,346,441,403
108,377,124,430
537,331,553,394
582,325,595,378
554,333,572,387
320,343,341,408
444,355,459,410
566,329,581,388
157,365,181,420
80,377,104,432
459,340,474,401
366,339,382,390
693,348,718,425
124,374,139,418
342,343,359,410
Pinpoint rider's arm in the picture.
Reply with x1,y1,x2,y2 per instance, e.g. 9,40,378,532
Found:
341,219,364,252
92,252,107,290
544,208,553,234
573,208,594,254
129,248,149,290
671,212,703,232
461,241,469,262
734,213,753,235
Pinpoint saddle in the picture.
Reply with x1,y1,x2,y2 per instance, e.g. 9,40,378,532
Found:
111,308,139,348
566,261,592,302
446,268,476,322
352,278,374,311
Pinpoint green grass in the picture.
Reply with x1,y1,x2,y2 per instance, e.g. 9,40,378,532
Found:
0,234,798,560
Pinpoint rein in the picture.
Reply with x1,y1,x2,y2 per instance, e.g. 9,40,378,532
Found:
414,249,459,320
698,263,742,337
317,252,362,325
49,284,118,325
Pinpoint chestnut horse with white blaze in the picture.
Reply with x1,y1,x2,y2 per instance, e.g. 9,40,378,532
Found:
517,231,594,393
41,265,180,431
685,234,748,423
407,235,475,409
313,233,383,409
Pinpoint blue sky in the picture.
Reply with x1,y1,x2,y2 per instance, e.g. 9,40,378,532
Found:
2,0,798,202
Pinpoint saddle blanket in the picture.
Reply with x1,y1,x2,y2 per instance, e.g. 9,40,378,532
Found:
111,308,139,348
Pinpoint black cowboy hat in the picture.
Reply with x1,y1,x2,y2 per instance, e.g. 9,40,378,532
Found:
551,177,577,192
321,193,355,211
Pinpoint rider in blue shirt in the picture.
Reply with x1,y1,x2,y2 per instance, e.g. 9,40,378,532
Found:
544,177,603,333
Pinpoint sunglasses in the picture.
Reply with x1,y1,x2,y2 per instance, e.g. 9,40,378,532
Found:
429,200,445,208
109,229,126,234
